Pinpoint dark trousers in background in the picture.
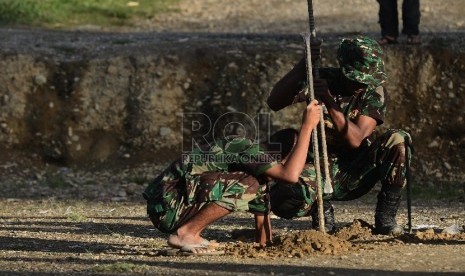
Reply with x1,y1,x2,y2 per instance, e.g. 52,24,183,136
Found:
378,0,420,37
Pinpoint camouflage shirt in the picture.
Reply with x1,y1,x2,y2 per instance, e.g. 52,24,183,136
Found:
143,136,278,214
184,136,278,178
317,67,387,158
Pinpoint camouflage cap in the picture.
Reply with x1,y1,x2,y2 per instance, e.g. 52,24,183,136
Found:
337,36,387,87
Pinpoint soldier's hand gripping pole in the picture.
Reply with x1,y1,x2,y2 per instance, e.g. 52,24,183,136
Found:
304,0,332,233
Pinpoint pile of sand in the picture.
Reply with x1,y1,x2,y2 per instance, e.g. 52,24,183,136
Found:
225,220,369,258
225,219,465,258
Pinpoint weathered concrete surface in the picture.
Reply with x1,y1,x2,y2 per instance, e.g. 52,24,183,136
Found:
0,29,464,185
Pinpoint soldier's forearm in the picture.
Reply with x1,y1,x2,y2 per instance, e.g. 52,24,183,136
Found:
267,58,307,111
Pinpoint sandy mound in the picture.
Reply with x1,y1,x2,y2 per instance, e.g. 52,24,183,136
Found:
225,220,370,258
225,219,465,258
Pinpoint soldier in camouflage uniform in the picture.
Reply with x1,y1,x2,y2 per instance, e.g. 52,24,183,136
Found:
143,100,321,253
266,35,413,235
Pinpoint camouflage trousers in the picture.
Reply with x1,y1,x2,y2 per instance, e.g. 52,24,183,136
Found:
146,169,261,233
268,129,413,218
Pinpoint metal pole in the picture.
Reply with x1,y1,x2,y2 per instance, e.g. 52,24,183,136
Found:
405,139,412,234
307,0,319,75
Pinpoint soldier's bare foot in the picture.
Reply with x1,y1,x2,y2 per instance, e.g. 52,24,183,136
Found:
167,234,219,249
178,244,224,256
167,233,197,249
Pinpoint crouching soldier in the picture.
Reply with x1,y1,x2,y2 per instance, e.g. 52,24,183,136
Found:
266,35,413,235
143,100,321,254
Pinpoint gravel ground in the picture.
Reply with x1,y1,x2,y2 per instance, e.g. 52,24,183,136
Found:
1,199,464,275
125,0,465,36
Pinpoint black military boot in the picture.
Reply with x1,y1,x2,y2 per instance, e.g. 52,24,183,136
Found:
374,190,404,235
311,201,336,233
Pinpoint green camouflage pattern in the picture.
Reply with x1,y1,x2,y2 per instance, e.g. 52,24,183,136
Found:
317,68,387,158
337,35,387,88
143,137,277,233
255,129,413,219
186,137,277,177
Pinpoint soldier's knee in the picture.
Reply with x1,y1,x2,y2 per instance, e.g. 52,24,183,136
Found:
385,129,411,148
381,129,414,163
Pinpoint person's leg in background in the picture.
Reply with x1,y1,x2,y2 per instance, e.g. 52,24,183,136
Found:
402,0,421,44
378,0,399,44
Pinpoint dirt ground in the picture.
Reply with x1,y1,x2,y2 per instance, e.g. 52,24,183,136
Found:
120,0,465,35
1,0,465,275
1,198,464,275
